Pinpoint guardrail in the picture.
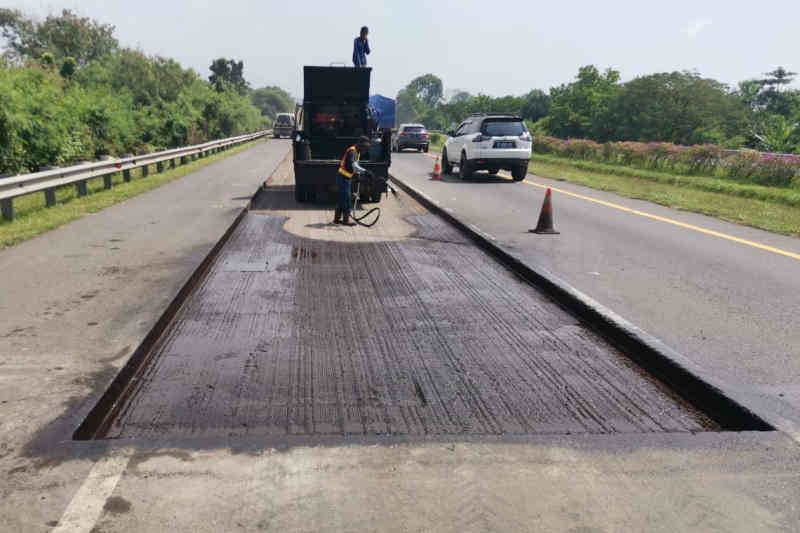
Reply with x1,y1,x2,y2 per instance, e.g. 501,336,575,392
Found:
0,130,270,220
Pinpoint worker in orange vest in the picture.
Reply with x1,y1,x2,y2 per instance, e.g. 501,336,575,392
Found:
334,136,371,226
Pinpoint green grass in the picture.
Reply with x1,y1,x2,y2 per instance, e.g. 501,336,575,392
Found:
530,156,800,236
0,140,265,250
534,154,800,208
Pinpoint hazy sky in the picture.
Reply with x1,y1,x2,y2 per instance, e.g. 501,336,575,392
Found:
7,0,800,99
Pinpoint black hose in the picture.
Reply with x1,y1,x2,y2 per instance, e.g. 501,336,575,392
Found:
352,206,381,227
349,172,385,227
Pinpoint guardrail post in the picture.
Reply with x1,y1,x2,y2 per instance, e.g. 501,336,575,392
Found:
142,165,149,178
76,180,88,197
170,158,176,169
156,161,164,173
103,174,113,190
1,199,13,221
45,188,56,207
180,156,188,165
123,169,131,182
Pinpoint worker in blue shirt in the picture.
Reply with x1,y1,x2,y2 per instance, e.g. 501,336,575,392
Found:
352,26,370,67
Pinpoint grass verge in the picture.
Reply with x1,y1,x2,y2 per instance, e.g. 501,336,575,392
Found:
531,156,800,236
0,139,265,250
534,154,800,208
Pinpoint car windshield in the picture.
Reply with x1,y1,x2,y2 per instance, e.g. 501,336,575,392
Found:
482,120,526,136
403,126,425,133
276,116,292,125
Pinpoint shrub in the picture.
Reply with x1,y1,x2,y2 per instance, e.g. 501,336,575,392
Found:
531,133,800,188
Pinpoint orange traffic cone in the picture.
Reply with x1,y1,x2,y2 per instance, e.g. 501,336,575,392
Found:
529,188,559,234
432,156,441,180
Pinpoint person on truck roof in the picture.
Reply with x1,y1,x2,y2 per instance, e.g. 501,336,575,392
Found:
352,26,370,67
334,136,371,226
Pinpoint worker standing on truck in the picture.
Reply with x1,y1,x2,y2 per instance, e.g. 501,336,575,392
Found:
335,136,371,226
352,26,370,67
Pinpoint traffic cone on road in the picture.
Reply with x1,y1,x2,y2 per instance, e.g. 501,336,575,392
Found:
529,188,560,234
432,156,441,180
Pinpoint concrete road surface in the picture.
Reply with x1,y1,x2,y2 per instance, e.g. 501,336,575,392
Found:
391,152,800,432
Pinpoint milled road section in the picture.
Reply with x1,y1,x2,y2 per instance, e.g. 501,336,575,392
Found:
104,157,716,439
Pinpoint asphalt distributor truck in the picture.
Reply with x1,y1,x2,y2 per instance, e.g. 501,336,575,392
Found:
292,66,392,204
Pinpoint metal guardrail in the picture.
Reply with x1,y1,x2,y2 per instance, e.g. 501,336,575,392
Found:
0,130,270,220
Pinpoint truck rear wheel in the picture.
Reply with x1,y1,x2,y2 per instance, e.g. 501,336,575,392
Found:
511,165,527,181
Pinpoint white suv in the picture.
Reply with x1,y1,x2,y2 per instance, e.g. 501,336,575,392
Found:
441,114,531,181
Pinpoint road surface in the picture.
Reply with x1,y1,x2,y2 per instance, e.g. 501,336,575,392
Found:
1,142,799,532
391,152,800,429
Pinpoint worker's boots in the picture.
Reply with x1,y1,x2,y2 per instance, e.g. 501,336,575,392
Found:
341,210,356,226
333,208,342,225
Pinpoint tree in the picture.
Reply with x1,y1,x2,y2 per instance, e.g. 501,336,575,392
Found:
607,71,748,145
546,65,621,141
449,90,471,104
404,74,443,108
752,114,799,153
396,74,444,123
738,67,800,118
209,58,248,94
59,56,77,78
759,67,797,91
251,86,294,119
0,8,117,65
520,89,550,122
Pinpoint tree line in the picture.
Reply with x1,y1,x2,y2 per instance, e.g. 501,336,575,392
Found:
397,66,800,154
0,9,295,175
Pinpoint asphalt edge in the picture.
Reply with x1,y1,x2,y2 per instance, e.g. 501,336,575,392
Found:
72,206,250,440
390,174,774,432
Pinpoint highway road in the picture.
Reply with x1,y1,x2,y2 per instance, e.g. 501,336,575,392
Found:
1,142,799,532
391,152,800,428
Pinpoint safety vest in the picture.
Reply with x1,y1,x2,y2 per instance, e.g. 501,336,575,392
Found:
338,145,359,179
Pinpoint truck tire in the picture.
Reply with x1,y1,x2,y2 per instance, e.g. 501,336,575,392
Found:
511,165,527,181
442,149,453,175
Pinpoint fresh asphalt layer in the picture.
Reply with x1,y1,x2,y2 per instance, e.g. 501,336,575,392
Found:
1,141,800,532
100,157,715,440
391,152,800,430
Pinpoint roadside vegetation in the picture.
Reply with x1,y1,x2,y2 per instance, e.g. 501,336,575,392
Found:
0,8,294,175
0,139,264,250
403,65,800,235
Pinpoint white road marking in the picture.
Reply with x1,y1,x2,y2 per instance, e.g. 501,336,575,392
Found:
51,450,133,533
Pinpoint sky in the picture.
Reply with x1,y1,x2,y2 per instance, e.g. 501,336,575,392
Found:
6,0,800,100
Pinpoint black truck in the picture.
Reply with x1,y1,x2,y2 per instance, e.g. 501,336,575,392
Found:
292,66,391,203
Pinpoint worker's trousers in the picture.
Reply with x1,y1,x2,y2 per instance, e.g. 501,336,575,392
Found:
336,174,352,212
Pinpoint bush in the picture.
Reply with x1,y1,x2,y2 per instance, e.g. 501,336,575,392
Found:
531,135,800,188
0,55,265,174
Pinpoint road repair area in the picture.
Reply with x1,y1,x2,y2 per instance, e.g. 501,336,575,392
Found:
2,142,800,532
89,154,718,440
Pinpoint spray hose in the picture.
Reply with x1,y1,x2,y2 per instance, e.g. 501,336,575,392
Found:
350,173,394,228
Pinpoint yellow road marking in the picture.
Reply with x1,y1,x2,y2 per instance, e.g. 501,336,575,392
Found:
416,152,800,262
518,178,800,262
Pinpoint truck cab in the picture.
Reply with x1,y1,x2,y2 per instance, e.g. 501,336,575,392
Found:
292,66,391,203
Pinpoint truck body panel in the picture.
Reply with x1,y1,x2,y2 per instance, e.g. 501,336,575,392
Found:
293,66,392,203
